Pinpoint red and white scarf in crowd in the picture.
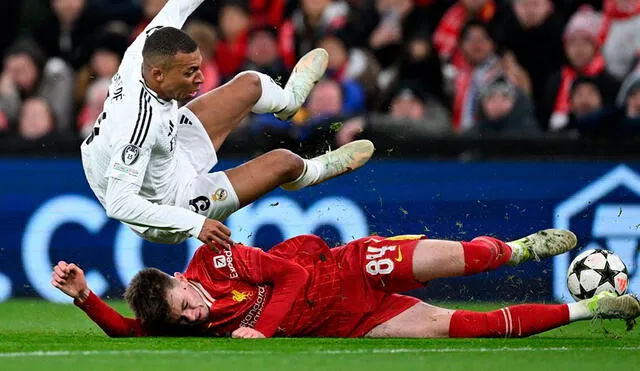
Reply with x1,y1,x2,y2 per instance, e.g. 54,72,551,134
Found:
599,0,640,43
434,0,496,67
550,54,606,129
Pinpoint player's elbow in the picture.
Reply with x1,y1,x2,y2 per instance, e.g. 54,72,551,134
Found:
105,193,130,221
104,201,122,220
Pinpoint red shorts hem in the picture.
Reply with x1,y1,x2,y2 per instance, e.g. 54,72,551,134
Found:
348,294,421,337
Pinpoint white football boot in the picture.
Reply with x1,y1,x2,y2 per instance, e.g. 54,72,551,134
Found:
585,292,640,320
275,48,329,121
281,140,375,190
507,229,578,265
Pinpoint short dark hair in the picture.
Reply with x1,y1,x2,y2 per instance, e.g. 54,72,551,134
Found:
142,27,198,66
124,268,175,330
459,20,495,44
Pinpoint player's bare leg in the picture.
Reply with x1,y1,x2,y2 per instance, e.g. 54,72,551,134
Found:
186,48,330,151
365,302,453,338
185,48,374,206
224,140,374,207
411,229,578,282
365,292,640,338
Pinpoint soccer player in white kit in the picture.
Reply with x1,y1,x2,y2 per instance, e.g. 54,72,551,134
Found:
80,0,374,249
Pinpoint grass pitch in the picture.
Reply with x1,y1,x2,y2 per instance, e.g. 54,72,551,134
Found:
1,300,638,371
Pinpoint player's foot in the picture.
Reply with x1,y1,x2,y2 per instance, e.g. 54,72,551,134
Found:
584,292,640,323
309,140,374,185
275,48,329,121
507,229,577,265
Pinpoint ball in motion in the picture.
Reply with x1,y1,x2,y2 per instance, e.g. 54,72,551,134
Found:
566,249,628,301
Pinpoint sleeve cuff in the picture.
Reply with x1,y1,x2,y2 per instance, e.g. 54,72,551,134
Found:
74,290,99,310
188,213,207,239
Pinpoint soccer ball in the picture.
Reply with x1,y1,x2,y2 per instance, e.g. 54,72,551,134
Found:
566,249,629,301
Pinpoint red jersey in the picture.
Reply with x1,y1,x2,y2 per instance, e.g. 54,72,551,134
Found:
75,235,423,337
181,234,339,336
76,235,340,337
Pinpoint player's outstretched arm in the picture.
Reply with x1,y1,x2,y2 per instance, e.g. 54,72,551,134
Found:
51,261,147,337
124,0,206,64
105,176,233,249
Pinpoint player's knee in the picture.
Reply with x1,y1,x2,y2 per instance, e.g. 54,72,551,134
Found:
232,71,262,102
269,149,303,180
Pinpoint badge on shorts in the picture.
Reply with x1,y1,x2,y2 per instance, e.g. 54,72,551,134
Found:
121,145,140,166
212,188,228,201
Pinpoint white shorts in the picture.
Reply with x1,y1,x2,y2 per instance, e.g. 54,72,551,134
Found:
174,107,240,222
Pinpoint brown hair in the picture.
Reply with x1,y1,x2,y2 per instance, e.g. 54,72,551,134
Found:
124,268,175,330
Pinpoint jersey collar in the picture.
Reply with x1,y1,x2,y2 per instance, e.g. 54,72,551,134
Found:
188,280,215,308
139,79,170,105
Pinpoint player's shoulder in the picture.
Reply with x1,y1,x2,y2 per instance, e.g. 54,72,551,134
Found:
105,80,167,146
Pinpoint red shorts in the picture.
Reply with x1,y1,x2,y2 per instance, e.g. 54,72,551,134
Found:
316,235,426,337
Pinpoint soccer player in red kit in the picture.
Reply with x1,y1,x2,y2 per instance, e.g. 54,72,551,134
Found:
52,229,640,338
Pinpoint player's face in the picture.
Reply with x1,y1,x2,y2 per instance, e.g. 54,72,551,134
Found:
162,50,204,103
165,275,210,326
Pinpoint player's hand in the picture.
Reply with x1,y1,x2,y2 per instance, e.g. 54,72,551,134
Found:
199,218,234,252
51,261,90,303
231,327,266,339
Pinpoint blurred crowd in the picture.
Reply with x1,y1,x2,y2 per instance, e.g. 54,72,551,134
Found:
1,0,640,151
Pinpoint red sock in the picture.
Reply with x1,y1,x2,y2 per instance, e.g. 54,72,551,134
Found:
449,304,570,338
461,236,512,275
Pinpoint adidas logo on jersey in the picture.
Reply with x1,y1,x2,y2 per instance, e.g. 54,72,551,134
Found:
180,116,193,126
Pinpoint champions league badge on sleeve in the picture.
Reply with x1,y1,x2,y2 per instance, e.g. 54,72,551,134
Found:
122,145,140,166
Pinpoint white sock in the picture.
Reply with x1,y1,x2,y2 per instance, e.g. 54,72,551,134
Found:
506,242,525,264
281,159,323,190
567,301,592,321
238,71,291,114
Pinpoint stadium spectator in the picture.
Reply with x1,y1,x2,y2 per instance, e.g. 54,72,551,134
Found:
77,78,110,138
392,30,447,108
570,71,640,137
600,0,640,81
74,28,128,107
569,76,604,121
250,79,353,150
465,77,540,137
17,97,56,140
216,0,252,79
498,0,565,123
544,6,620,132
248,0,286,27
240,25,289,84
434,0,501,69
31,0,100,69
339,0,379,49
0,39,74,132
278,0,348,68
336,83,451,145
452,21,531,133
184,20,221,94
318,32,380,109
368,0,431,71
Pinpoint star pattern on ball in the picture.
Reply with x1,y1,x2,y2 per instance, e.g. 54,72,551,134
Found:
593,252,620,290
571,249,627,300
571,256,593,299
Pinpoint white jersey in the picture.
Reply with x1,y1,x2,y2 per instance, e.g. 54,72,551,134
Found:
81,0,207,242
